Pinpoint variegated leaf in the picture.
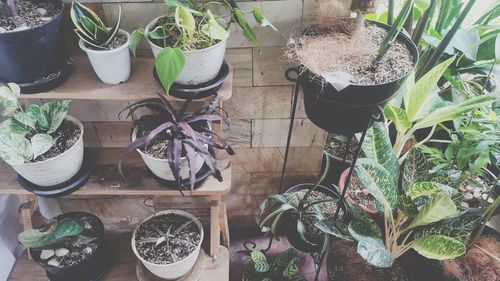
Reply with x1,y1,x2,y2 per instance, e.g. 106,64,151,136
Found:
283,257,301,277
0,133,32,165
0,83,20,116
401,148,429,191
354,158,398,213
361,122,399,176
413,212,482,241
315,219,353,241
348,219,382,241
40,100,71,134
273,248,297,268
384,104,411,132
405,192,458,231
14,112,36,130
356,236,394,268
31,134,55,159
0,119,30,136
250,251,269,273
407,181,441,200
26,104,49,129
412,235,466,260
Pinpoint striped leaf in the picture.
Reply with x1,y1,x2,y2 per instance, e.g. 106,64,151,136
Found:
361,122,399,177
384,104,411,132
401,148,429,192
250,251,269,273
412,235,466,260
404,192,458,231
283,257,301,277
407,181,441,200
413,213,482,241
356,236,394,268
348,219,382,241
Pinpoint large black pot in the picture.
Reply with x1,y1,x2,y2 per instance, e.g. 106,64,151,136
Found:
283,183,346,253
29,212,110,281
0,0,70,93
295,21,419,136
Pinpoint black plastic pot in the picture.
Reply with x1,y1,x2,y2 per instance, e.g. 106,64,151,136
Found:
0,0,70,93
295,21,419,136
463,168,500,215
29,212,110,281
283,183,345,253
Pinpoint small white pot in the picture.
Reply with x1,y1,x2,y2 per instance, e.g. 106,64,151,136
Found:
145,16,228,85
131,127,205,181
12,116,84,187
79,29,131,85
132,210,204,280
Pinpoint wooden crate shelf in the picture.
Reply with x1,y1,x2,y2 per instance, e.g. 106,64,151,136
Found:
19,56,233,101
8,233,229,281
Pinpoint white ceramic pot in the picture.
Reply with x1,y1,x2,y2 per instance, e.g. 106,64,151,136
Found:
79,29,131,85
145,16,228,85
131,127,205,181
132,210,204,280
12,116,84,187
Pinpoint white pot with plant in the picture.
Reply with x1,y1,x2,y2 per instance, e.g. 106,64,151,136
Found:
71,1,131,85
0,83,83,186
129,1,277,86
131,210,204,280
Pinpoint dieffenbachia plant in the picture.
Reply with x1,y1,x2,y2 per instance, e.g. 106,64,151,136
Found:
18,219,85,248
377,0,415,60
0,83,71,165
71,1,122,49
243,248,306,281
316,123,481,268
128,0,276,56
384,57,496,158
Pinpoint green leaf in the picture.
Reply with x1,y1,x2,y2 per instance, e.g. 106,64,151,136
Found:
315,219,353,241
26,104,49,130
201,10,228,41
250,251,269,273
252,7,277,31
348,219,382,241
405,57,455,122
233,8,260,49
362,122,399,176
384,104,411,132
413,213,482,241
415,0,431,13
41,100,71,134
348,204,381,237
259,203,296,229
404,192,458,231
354,158,398,213
148,26,170,40
155,47,186,92
401,148,428,192
31,134,55,159
407,182,441,200
0,133,32,165
0,119,30,136
104,4,122,46
129,28,144,57
175,6,196,38
163,0,202,16
283,257,301,277
274,248,298,267
14,112,36,130
412,235,466,260
0,83,20,116
53,219,85,239
356,237,394,268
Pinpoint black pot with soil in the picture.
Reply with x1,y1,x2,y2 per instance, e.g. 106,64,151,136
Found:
288,20,418,135
460,168,499,215
0,0,69,93
28,212,110,281
282,183,346,253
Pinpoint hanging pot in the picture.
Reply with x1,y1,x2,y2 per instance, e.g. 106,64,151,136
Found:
29,212,110,281
0,0,69,93
293,20,419,136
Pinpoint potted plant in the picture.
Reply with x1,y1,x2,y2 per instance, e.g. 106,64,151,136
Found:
0,83,84,187
18,212,109,281
129,0,276,85
120,52,234,190
0,0,69,92
131,210,203,280
71,1,131,85
285,0,418,135
243,248,306,281
258,154,347,253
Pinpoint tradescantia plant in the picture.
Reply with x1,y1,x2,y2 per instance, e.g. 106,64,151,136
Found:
0,83,71,165
0,0,17,16
70,1,122,49
243,248,306,281
18,219,85,248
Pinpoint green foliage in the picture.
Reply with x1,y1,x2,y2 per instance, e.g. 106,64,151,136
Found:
243,249,306,281
377,0,415,60
71,1,122,48
155,47,186,92
18,219,85,248
129,0,275,55
0,84,71,165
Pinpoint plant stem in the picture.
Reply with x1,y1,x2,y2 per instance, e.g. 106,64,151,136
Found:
471,176,500,245
387,0,394,25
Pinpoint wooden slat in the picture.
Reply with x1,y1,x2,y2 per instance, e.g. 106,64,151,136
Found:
8,233,229,281
20,56,233,101
0,148,231,196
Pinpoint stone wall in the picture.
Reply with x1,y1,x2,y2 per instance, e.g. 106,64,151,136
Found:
54,0,351,231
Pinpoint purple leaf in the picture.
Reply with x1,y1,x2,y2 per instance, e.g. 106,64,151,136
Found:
157,93,178,122
199,151,223,182
183,114,224,124
183,142,197,190
123,135,148,155
6,0,17,16
199,129,235,155
145,122,174,145
118,99,170,121
184,138,211,156
168,137,182,186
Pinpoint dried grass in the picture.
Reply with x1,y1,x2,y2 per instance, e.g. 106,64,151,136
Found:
443,236,500,281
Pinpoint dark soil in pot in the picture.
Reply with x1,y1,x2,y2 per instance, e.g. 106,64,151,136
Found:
459,171,499,214
0,0,60,31
324,134,365,184
134,213,201,264
29,119,81,162
29,212,109,281
338,168,377,216
328,240,411,281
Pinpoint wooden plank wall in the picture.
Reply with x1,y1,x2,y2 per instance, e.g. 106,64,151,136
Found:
54,0,352,231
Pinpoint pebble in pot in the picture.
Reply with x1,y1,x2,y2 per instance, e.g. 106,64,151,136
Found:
71,1,131,85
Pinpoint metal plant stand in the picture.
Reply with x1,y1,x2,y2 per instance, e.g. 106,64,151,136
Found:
240,68,385,281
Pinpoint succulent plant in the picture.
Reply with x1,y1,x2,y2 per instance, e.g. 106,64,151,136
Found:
18,219,85,248
70,1,122,49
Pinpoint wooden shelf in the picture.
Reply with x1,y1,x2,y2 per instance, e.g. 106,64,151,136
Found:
8,233,229,281
0,148,231,197
20,56,233,101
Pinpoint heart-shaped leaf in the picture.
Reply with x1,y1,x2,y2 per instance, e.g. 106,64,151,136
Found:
155,47,186,92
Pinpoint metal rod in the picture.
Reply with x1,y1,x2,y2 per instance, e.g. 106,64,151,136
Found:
313,251,327,281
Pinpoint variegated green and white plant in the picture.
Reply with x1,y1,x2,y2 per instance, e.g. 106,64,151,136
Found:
316,126,482,268
243,248,306,281
0,83,71,166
